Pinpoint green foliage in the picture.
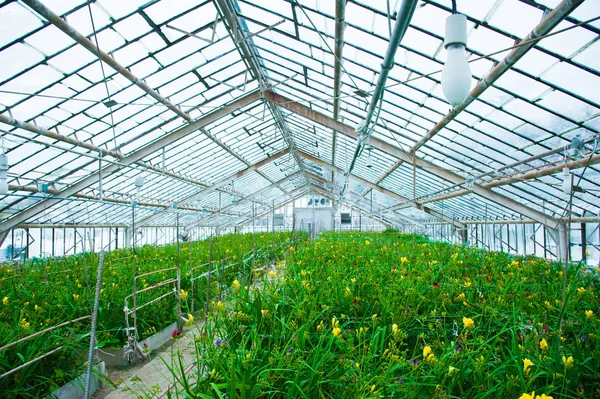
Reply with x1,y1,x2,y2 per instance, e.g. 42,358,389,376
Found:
0,231,303,398
176,232,600,399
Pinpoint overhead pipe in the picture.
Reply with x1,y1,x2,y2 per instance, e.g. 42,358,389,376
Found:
394,151,600,209
333,0,346,121
424,216,600,226
21,0,192,122
339,0,419,199
6,183,222,213
331,0,346,166
409,0,585,154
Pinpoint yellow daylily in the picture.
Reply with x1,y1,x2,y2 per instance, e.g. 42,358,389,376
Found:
562,355,574,368
332,327,342,338
232,279,241,290
463,317,474,329
392,324,399,335
539,338,548,351
523,358,534,374
180,289,188,301
585,310,593,319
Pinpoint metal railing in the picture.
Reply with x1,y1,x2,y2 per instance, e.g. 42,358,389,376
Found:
123,266,182,362
0,315,91,379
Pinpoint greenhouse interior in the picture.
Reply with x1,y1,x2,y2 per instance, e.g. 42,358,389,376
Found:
0,0,599,397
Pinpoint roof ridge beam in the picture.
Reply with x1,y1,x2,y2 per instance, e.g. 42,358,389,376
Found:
409,0,585,154
266,91,558,229
298,149,464,230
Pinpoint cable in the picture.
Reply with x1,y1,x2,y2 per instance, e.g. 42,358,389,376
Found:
87,1,118,153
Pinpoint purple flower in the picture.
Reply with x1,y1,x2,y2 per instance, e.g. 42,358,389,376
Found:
410,358,420,366
579,334,587,341
214,338,227,346
395,377,404,384
454,344,463,354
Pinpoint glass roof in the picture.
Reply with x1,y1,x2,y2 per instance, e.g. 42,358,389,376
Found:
0,0,598,230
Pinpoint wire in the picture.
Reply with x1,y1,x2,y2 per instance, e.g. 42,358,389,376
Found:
86,1,119,153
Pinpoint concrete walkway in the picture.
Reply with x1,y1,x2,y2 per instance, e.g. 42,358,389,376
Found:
97,261,279,399
100,319,205,399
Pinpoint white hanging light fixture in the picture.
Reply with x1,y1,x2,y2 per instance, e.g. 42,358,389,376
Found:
441,13,472,107
0,151,8,195
561,166,571,196
133,176,144,206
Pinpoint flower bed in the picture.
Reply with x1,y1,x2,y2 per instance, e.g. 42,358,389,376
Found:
185,231,599,398
0,231,303,398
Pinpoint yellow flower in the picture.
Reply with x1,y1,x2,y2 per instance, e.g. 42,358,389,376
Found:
577,287,586,294
371,314,378,321
72,294,79,301
351,278,356,283
180,289,188,301
544,300,553,310
365,240,371,245
562,355,574,368
35,304,43,313
585,310,593,319
457,293,465,300
332,327,342,337
448,366,457,375
268,270,277,278
463,317,474,329
185,313,194,326
392,324,398,335
523,358,534,374
423,346,432,358
518,392,535,399
345,287,351,296
232,279,241,290
332,317,339,328
317,320,324,332
216,301,225,312
2,296,7,306
540,395,554,399
539,338,548,351
246,353,251,359
19,318,30,331
261,309,269,316
400,256,409,263
465,280,472,287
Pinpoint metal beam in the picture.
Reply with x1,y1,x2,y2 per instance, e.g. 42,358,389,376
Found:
423,216,600,225
136,149,290,227
6,183,222,213
21,0,192,122
266,91,558,229
0,113,214,189
215,0,310,189
398,151,600,208
298,149,464,229
409,0,585,154
0,91,261,233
